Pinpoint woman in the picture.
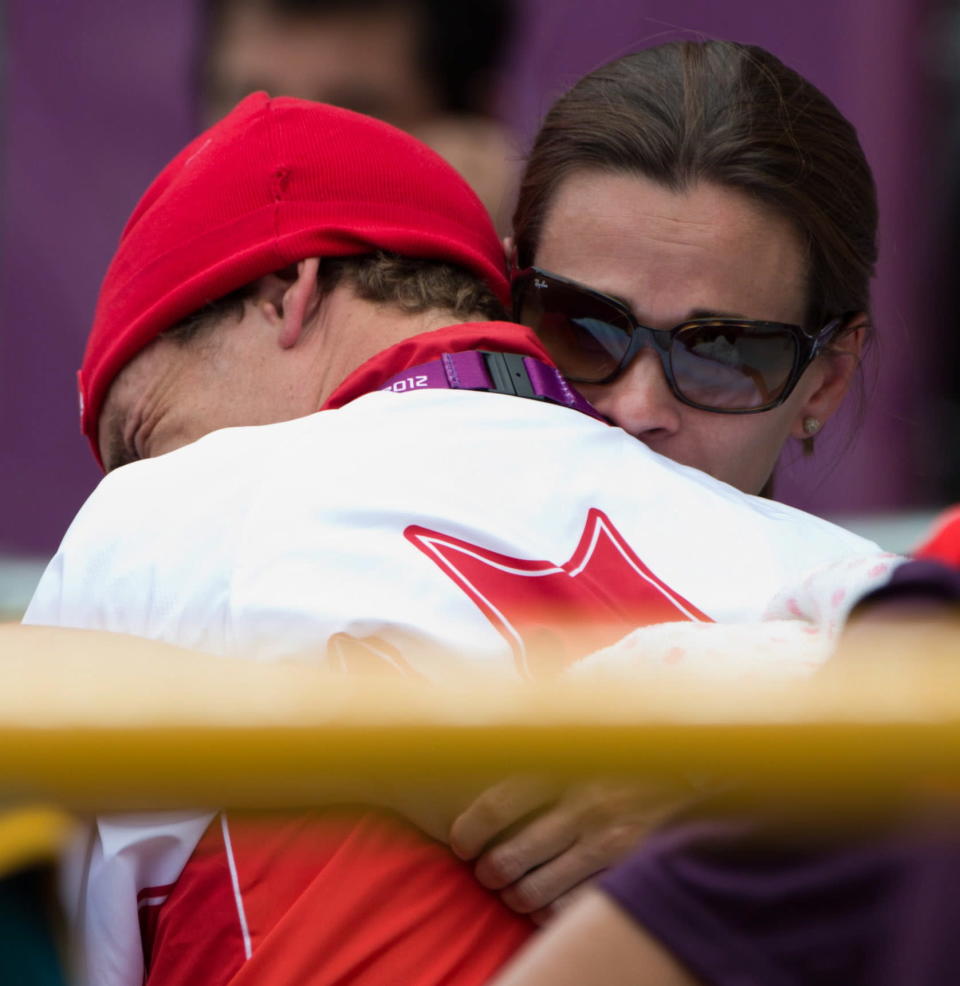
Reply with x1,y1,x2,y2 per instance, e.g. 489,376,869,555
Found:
443,36,885,939
510,39,874,496
490,41,960,986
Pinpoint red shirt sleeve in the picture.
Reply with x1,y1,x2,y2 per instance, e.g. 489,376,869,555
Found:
914,506,960,568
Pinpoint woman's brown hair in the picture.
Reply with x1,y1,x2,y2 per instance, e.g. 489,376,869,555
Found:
513,41,878,330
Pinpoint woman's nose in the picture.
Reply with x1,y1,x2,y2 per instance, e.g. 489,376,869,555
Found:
580,349,682,439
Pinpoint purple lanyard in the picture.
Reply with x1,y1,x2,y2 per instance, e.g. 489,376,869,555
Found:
379,350,607,424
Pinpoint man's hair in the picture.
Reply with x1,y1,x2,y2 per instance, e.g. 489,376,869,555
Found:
164,251,507,344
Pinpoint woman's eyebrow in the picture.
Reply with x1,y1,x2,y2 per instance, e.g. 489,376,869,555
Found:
688,307,752,320
596,286,635,310
606,291,752,322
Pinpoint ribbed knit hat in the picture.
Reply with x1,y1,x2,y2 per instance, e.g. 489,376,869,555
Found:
79,92,509,462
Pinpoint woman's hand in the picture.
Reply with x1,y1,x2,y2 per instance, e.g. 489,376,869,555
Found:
448,774,690,922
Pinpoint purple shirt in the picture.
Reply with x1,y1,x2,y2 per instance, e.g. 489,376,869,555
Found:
599,560,960,986
600,805,960,986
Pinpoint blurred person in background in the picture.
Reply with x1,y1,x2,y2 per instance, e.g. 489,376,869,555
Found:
201,0,517,227
0,815,68,986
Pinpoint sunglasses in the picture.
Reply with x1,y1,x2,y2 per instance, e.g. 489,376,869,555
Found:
512,268,847,414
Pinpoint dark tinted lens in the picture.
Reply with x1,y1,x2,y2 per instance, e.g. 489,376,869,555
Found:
516,278,632,382
670,323,799,410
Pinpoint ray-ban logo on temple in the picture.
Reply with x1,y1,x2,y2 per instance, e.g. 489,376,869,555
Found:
534,278,549,290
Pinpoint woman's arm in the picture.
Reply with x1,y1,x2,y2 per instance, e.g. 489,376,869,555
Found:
490,889,701,986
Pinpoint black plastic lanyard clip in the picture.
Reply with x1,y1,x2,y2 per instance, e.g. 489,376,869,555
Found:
479,351,539,400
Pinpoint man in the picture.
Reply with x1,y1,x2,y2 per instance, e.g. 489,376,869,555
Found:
25,94,892,986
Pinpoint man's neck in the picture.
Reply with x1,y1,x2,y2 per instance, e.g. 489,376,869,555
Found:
312,291,487,408
320,316,555,413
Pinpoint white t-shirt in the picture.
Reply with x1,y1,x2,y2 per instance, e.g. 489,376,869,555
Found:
25,386,896,986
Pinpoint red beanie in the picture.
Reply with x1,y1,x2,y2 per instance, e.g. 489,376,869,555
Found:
79,92,509,464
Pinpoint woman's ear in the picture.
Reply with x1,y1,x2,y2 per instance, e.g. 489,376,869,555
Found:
503,235,517,271
789,313,868,440
257,258,322,350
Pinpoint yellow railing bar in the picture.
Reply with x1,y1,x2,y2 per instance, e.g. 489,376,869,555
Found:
2,624,960,811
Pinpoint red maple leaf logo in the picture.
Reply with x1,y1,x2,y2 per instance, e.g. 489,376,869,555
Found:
405,508,710,677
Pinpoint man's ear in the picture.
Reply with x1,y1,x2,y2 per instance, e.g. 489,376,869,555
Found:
258,258,322,350
789,314,868,440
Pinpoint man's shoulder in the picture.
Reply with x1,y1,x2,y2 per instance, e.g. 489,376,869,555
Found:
25,421,308,639
95,417,309,501
51,421,301,571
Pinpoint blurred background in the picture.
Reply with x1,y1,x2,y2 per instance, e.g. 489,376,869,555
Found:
2,0,958,616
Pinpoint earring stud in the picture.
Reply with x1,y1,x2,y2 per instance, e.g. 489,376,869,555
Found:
803,416,821,436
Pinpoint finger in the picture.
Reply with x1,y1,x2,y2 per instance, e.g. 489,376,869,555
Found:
449,775,559,860
528,878,594,927
473,806,578,890
499,846,605,915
